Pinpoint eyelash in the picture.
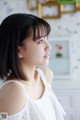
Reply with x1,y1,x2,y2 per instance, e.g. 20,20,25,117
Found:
37,37,48,44
37,39,44,44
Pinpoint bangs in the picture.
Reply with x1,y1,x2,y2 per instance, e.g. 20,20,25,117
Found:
19,16,51,45
32,20,51,41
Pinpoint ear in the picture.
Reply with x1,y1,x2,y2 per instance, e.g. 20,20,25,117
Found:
18,46,23,58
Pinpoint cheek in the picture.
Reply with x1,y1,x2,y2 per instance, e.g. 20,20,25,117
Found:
27,46,45,60
22,42,45,63
30,48,44,57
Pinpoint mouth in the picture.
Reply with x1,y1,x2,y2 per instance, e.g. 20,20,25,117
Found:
44,53,50,59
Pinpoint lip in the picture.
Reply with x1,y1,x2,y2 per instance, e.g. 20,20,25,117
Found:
44,53,50,58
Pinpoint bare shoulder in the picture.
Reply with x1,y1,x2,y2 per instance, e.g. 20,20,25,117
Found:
0,81,28,115
40,67,54,85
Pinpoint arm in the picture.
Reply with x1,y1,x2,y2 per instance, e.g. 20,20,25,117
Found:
0,82,28,115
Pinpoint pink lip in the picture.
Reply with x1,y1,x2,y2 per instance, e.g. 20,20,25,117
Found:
44,54,50,58
44,53,50,57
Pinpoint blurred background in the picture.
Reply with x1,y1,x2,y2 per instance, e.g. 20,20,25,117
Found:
0,0,80,120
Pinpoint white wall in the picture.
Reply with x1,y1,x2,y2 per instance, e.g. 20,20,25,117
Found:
0,0,80,90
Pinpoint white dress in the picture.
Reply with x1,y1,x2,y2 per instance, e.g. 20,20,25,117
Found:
0,67,66,120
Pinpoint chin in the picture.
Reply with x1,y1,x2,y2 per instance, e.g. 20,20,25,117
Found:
36,58,49,66
40,61,49,66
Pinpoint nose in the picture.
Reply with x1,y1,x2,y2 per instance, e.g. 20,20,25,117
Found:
45,41,52,51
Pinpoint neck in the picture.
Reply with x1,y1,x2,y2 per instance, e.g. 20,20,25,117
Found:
20,62,40,84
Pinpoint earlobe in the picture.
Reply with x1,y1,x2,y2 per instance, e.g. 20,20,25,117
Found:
18,46,23,58
18,53,23,58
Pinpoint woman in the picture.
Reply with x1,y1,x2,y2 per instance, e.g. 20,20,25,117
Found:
0,13,65,120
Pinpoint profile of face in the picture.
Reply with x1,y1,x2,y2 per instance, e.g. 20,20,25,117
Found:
18,29,51,67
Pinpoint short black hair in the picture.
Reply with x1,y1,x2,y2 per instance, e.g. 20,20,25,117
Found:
0,13,51,81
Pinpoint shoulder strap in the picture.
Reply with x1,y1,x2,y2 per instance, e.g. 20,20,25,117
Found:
36,67,52,88
36,67,48,86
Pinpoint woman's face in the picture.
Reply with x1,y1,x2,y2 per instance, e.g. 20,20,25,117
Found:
18,30,51,67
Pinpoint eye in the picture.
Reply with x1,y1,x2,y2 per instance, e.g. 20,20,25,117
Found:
36,36,48,44
37,38,44,44
37,40,44,44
